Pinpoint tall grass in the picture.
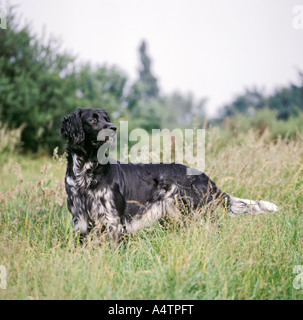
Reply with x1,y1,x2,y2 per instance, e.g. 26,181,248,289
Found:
0,122,24,155
223,108,303,140
0,124,303,300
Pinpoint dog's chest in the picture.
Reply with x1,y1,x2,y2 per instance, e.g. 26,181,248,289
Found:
72,155,96,190
65,168,115,222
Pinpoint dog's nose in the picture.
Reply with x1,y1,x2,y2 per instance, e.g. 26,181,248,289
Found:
109,124,117,132
105,124,117,132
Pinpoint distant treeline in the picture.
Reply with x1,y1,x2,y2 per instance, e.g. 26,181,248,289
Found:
221,75,303,120
0,7,205,153
0,7,302,154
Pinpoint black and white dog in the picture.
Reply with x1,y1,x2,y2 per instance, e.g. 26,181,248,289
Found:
60,108,278,241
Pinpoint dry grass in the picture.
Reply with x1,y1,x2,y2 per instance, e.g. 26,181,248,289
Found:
0,127,303,300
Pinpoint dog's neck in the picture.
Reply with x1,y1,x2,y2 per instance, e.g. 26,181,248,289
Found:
65,145,100,189
66,143,98,163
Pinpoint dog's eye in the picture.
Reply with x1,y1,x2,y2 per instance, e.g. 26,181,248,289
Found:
89,119,96,124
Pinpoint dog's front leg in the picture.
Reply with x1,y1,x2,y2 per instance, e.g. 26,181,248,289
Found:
106,213,124,247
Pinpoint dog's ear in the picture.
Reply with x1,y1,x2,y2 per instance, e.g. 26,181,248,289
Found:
60,109,85,147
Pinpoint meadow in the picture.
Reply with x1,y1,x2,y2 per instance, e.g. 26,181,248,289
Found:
0,123,303,300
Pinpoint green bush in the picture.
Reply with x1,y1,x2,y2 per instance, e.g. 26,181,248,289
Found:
223,109,303,140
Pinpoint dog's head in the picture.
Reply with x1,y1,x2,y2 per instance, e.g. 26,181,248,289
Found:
60,108,117,150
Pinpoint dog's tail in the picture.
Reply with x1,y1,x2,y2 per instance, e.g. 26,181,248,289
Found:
227,194,279,217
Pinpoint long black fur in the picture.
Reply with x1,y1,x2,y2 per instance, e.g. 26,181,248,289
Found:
60,108,277,242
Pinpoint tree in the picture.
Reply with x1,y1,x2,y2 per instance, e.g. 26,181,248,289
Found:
127,40,159,110
220,74,303,121
74,64,128,114
138,40,159,99
222,88,266,117
162,92,206,128
0,7,129,153
0,7,77,152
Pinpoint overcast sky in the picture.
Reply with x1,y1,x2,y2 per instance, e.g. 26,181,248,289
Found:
6,0,303,117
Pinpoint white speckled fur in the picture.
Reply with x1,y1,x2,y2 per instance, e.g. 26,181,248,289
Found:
228,195,279,216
